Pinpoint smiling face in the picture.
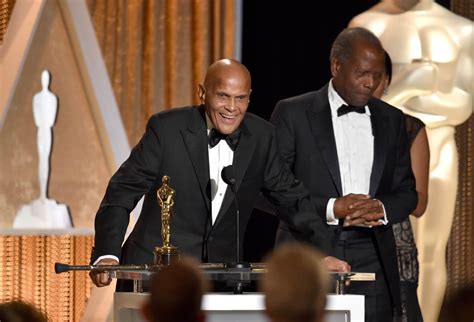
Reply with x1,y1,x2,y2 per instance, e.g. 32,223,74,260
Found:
199,59,251,135
331,40,385,107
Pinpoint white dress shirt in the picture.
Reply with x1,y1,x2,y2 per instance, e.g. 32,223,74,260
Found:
326,80,387,226
206,116,234,224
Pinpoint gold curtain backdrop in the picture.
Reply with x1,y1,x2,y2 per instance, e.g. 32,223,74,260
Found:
86,0,236,146
0,234,94,321
0,0,15,44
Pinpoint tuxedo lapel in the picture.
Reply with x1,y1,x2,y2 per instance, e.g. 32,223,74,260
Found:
181,107,211,213
368,105,388,196
308,96,343,196
213,122,256,228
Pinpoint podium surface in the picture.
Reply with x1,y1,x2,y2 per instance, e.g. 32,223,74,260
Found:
114,292,364,322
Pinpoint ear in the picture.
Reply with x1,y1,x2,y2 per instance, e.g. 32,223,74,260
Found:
198,84,205,102
330,57,340,78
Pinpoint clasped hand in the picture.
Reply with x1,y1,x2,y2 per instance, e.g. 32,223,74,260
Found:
333,193,384,227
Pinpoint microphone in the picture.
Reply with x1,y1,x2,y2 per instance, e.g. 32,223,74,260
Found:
221,166,241,264
221,166,237,188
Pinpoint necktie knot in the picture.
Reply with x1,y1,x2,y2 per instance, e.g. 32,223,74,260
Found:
337,104,366,117
209,128,241,151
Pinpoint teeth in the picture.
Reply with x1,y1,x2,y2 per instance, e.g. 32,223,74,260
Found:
221,114,235,119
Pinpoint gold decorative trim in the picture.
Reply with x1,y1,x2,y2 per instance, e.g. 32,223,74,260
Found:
0,235,93,321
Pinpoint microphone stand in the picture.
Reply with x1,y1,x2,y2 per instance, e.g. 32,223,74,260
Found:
226,183,250,294
221,166,250,294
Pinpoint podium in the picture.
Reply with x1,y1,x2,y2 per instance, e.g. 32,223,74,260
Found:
109,266,367,322
114,292,365,322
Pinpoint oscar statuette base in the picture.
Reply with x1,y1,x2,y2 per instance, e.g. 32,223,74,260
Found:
153,246,180,266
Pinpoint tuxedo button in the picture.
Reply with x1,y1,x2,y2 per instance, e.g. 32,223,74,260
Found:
208,236,213,242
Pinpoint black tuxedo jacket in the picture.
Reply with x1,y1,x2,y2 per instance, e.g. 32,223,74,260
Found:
270,85,417,312
93,105,331,268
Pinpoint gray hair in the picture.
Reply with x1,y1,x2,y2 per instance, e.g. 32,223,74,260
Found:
330,27,384,64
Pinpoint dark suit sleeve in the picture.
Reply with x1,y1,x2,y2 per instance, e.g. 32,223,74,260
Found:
260,129,333,255
93,115,163,262
375,111,417,224
270,101,329,220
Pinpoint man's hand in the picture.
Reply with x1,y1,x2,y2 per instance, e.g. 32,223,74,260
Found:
323,256,351,272
333,193,371,219
344,198,384,227
334,194,385,226
89,258,119,287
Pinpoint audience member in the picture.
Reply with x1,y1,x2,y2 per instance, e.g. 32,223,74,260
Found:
141,256,209,322
438,284,474,322
260,243,330,322
0,300,49,322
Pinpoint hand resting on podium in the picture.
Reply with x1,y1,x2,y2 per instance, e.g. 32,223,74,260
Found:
90,258,119,287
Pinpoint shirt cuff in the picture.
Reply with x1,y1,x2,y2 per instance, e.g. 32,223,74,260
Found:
359,201,388,227
93,255,120,265
379,202,388,225
326,198,339,225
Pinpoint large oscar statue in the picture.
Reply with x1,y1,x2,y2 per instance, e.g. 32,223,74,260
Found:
13,70,72,229
349,1,472,320
154,176,180,265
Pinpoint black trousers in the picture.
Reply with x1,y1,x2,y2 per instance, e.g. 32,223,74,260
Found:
335,230,394,322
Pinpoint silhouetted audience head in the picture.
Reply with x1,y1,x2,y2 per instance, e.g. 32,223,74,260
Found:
141,256,209,322
0,300,49,322
260,243,330,322
438,284,474,322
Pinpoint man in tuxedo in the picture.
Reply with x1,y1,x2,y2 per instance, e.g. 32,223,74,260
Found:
270,28,417,322
90,59,349,290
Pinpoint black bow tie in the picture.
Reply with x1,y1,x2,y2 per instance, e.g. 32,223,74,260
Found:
209,128,241,151
337,104,366,117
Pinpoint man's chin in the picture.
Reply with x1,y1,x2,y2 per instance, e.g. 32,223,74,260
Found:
216,122,241,134
353,100,369,108
218,127,237,135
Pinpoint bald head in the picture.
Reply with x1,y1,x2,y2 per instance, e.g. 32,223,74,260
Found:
199,59,252,135
203,59,251,89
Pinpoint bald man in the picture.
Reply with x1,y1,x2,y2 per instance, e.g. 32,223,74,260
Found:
90,59,349,291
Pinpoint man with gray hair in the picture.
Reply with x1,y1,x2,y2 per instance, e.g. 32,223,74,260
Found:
271,27,417,321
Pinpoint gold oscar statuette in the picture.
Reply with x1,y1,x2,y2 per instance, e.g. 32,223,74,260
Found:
154,175,180,266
